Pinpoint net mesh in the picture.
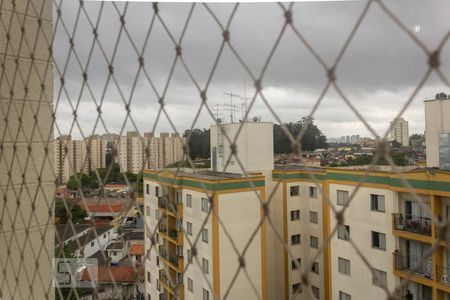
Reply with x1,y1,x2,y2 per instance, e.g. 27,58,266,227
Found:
0,0,449,299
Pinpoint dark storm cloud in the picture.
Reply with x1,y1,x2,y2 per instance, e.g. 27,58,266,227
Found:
54,0,450,138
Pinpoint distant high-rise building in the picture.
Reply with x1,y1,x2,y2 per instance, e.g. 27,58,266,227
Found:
117,132,185,173
54,135,107,184
390,117,409,146
425,93,450,170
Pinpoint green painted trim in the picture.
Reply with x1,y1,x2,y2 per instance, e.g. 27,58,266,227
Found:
272,171,450,193
143,172,265,192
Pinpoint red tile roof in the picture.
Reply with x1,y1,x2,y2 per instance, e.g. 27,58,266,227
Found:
80,203,123,213
129,244,144,255
81,266,143,283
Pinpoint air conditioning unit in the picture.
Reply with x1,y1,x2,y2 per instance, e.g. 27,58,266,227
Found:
441,274,449,284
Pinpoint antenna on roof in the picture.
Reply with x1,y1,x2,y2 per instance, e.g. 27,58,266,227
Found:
224,92,240,123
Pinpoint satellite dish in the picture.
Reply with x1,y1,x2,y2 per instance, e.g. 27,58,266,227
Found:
217,118,222,124
435,93,440,100
439,92,447,100
253,116,258,122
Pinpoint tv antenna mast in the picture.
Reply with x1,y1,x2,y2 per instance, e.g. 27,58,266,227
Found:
224,92,241,123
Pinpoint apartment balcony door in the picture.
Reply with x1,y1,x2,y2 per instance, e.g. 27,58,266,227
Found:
406,240,432,278
405,200,430,219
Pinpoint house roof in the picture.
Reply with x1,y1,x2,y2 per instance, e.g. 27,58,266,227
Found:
81,265,143,283
122,230,144,241
55,224,91,244
66,226,113,252
106,242,124,251
129,244,144,255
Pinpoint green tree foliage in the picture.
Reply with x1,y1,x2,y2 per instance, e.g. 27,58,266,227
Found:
274,117,328,153
184,128,211,159
55,200,87,224
330,153,408,167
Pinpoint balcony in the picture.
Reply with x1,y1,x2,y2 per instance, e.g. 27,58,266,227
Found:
394,252,432,280
393,213,432,236
436,265,450,286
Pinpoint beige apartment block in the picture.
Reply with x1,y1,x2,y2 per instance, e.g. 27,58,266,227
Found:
53,135,107,183
117,132,185,173
390,117,409,146
0,0,55,299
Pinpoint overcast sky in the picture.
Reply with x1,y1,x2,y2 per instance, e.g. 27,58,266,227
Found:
53,0,450,140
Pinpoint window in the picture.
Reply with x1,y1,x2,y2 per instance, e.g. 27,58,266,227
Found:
202,258,209,274
186,194,192,207
202,228,208,243
147,271,151,283
312,286,320,299
176,191,182,204
290,186,300,196
155,209,159,220
370,194,385,212
311,261,319,274
291,234,301,245
309,186,317,198
146,184,149,195
292,283,302,294
291,210,300,221
103,233,106,238
337,225,350,240
292,258,301,270
113,251,117,256
372,269,387,287
188,278,193,292
187,249,192,263
156,257,159,267
187,222,192,236
91,241,95,247
338,257,351,275
146,205,150,216
310,236,319,249
155,186,159,197
339,291,351,300
310,211,318,224
148,294,151,300
156,280,160,291
201,198,209,212
337,190,349,206
203,289,209,300
371,231,386,250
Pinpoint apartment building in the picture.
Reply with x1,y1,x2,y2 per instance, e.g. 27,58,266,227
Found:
143,170,267,300
54,135,107,183
118,132,185,173
390,117,409,146
273,167,450,300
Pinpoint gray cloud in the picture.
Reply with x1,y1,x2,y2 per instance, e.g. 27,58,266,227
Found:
53,0,450,139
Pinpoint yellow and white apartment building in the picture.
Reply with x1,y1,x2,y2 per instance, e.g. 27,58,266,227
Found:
144,113,450,300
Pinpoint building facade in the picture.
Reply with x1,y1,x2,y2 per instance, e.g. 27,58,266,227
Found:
425,95,450,170
117,132,185,173
54,135,107,183
390,117,409,146
143,170,267,300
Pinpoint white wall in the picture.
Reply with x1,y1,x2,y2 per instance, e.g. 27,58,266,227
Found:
210,122,273,174
425,99,450,168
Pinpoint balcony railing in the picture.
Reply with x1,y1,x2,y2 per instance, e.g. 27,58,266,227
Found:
436,265,450,286
393,213,432,236
394,253,432,279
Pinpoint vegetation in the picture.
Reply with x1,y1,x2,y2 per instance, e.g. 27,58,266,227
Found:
65,163,143,194
55,200,88,224
273,117,328,153
329,153,408,167
184,117,328,159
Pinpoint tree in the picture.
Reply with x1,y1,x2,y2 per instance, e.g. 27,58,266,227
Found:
55,200,87,224
184,128,210,159
273,117,328,153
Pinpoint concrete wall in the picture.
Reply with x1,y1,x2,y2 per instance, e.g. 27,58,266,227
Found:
425,99,450,168
210,122,273,174
0,0,54,298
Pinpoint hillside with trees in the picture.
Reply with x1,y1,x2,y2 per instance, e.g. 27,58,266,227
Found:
184,118,328,159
